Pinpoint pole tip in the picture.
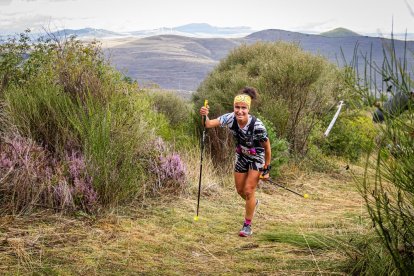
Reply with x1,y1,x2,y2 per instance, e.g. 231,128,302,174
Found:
194,216,199,221
303,194,309,199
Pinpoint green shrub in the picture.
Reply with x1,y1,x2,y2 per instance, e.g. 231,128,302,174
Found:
302,144,339,173
0,32,188,210
147,90,191,127
145,89,198,149
315,110,378,162
193,42,347,168
4,77,81,154
0,30,31,93
259,116,289,177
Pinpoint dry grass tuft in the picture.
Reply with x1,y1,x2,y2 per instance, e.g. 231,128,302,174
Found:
182,146,226,198
7,237,34,270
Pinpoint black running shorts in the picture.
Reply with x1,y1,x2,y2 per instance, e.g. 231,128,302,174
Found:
234,152,265,173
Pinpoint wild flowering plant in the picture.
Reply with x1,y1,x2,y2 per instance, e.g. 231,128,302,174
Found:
0,133,98,213
0,134,54,213
148,137,187,195
63,150,98,212
159,153,186,184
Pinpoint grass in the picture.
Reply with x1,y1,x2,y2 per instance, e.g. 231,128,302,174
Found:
0,164,369,275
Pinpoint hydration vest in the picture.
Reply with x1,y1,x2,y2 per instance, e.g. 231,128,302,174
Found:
230,115,260,151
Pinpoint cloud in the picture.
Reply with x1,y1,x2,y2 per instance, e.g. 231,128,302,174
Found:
21,0,76,1
13,0,77,2
0,13,54,33
0,0,12,6
0,10,93,34
0,0,74,4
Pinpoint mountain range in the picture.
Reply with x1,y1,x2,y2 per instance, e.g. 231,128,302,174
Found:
2,23,412,40
2,24,413,96
8,23,255,40
103,28,414,95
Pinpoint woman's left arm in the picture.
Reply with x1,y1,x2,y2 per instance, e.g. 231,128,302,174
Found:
262,138,271,169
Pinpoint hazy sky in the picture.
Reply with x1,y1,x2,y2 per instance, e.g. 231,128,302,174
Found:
1,0,413,35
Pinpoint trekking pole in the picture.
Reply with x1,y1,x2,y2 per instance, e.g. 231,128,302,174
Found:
262,177,309,198
194,99,208,221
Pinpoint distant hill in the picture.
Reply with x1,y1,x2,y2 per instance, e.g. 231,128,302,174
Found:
245,29,312,41
47,28,126,39
173,23,252,35
29,23,253,40
128,23,252,38
320,27,361,37
104,29,414,92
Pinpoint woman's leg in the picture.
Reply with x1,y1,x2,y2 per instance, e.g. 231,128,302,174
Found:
244,169,261,220
234,170,261,219
234,172,248,199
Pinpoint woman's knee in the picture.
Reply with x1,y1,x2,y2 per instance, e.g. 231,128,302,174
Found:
236,187,244,196
243,189,255,200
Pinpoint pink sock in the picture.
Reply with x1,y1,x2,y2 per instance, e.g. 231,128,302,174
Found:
244,218,252,225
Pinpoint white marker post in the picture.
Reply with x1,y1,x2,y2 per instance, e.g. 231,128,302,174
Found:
324,101,344,137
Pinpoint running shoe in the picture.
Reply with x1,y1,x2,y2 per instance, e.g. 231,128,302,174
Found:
239,223,252,237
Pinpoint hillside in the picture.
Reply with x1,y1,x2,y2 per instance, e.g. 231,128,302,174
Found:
0,168,366,274
105,29,414,91
105,35,243,92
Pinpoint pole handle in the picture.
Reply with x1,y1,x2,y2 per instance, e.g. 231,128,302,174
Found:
202,100,208,126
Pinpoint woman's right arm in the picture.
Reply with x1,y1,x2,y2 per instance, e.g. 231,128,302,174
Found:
200,106,221,128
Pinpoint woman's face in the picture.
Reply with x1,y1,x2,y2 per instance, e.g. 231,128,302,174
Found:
233,102,249,122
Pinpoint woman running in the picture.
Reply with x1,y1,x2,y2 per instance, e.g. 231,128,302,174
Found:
199,87,271,237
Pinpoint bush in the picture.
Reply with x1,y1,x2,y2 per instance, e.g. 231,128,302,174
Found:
0,30,31,94
302,144,339,173
145,89,198,149
4,76,81,154
315,110,378,162
0,32,187,211
147,90,191,127
259,116,289,177
193,42,347,168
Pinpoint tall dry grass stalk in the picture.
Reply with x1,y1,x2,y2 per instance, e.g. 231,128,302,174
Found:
345,33,414,273
181,144,227,198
